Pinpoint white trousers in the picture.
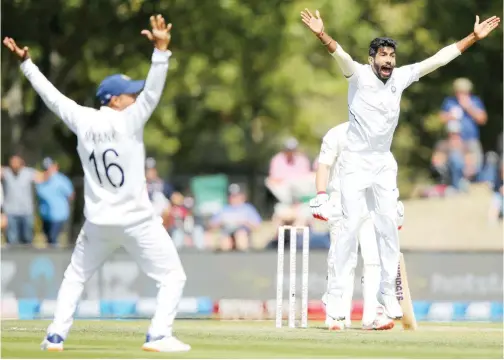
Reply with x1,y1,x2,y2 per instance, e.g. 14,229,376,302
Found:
328,151,400,305
47,218,186,339
327,190,381,324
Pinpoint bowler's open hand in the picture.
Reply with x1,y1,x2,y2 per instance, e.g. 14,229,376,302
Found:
300,9,324,35
473,15,500,40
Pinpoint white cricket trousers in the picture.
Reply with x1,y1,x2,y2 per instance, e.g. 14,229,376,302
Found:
327,191,381,324
329,151,400,303
47,218,186,339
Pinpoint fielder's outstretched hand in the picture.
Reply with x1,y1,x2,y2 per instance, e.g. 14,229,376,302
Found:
473,15,500,40
141,14,172,51
2,37,30,61
300,8,324,35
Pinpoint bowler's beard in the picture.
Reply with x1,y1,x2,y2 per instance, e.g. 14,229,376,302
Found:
372,61,394,83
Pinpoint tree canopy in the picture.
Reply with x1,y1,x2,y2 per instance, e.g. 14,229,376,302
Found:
2,0,502,200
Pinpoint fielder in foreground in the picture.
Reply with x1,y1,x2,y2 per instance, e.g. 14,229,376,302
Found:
310,122,404,330
3,15,190,353
301,9,500,323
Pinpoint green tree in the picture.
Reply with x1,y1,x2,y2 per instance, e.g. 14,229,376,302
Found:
1,0,502,208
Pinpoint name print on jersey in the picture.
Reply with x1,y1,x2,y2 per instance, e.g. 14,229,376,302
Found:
84,129,119,145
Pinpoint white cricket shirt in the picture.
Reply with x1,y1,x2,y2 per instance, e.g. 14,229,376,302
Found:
346,63,420,152
21,49,171,226
317,122,349,194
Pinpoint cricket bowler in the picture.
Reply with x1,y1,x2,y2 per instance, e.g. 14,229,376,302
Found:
301,9,500,322
3,14,190,353
310,122,404,330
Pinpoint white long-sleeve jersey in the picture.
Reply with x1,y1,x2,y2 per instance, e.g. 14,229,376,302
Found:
317,122,349,194
331,43,461,153
20,49,171,226
344,63,419,152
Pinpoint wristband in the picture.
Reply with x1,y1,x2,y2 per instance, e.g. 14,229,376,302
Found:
317,191,327,195
317,32,333,46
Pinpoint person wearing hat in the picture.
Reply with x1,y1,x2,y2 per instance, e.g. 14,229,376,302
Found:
35,158,74,247
209,183,262,251
4,15,190,352
267,137,311,196
431,120,472,191
266,137,314,229
439,78,487,180
145,157,176,230
145,157,174,201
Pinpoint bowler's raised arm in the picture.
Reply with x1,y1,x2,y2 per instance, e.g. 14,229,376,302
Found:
301,9,358,78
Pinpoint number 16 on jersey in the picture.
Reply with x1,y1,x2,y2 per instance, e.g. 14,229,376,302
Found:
88,148,125,188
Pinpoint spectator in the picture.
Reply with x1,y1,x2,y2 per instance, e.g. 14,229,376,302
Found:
446,121,476,191
168,192,205,250
431,117,481,191
266,137,311,200
439,78,487,177
150,188,171,228
489,161,503,223
36,158,74,247
266,137,315,230
145,157,174,200
1,154,42,245
1,182,7,236
209,183,261,251
145,157,172,228
431,120,500,196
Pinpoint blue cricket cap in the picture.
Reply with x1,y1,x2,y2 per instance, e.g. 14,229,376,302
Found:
96,74,145,105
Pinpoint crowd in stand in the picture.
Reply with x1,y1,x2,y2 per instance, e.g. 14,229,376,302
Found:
428,77,502,221
1,155,73,248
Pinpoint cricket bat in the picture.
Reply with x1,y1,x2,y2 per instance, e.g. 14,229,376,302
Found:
395,252,418,330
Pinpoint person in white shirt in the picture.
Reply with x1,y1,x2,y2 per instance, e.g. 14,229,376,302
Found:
301,9,500,322
3,15,190,353
310,122,404,330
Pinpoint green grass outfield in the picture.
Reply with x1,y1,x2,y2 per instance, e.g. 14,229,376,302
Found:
1,320,503,358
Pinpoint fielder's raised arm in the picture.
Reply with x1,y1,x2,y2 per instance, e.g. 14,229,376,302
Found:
3,37,83,133
122,15,173,132
415,15,500,78
300,9,357,78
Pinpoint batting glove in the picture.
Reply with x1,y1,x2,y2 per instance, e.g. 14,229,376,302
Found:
397,200,405,230
309,192,330,221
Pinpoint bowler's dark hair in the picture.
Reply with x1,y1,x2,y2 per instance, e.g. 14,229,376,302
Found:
369,37,397,57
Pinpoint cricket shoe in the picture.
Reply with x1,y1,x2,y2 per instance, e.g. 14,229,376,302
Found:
378,292,403,319
325,315,351,329
142,335,191,353
362,314,395,331
40,334,64,351
322,293,351,328
321,293,346,321
325,317,346,331
322,293,352,328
